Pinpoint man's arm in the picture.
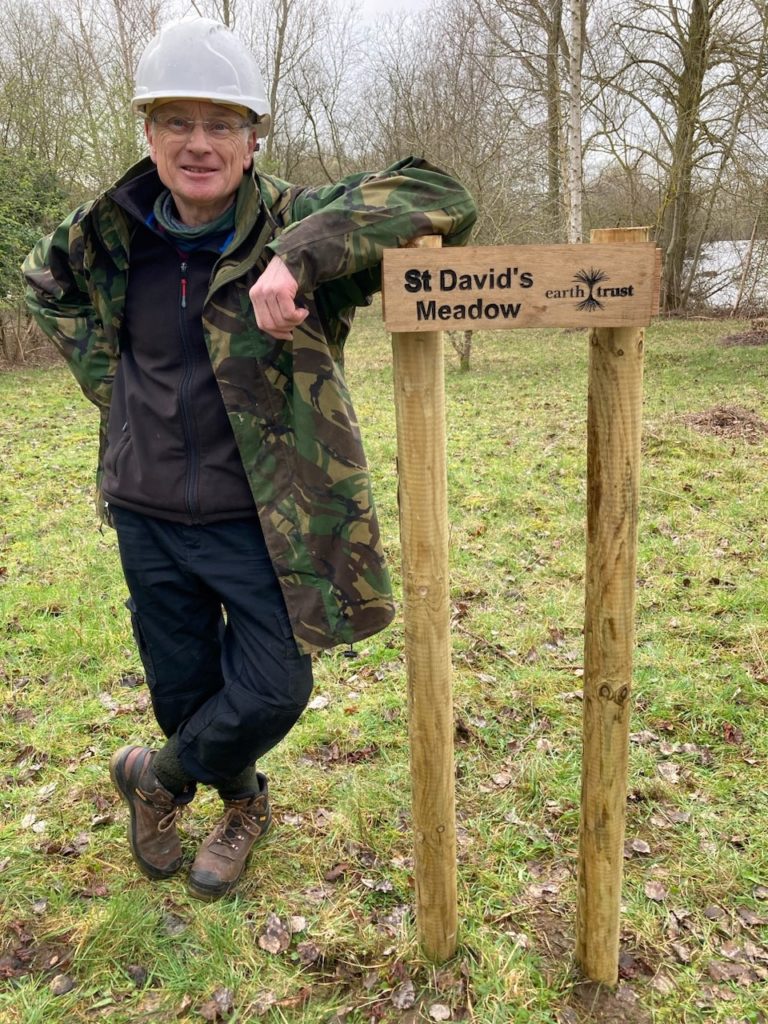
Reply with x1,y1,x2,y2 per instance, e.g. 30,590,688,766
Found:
249,256,308,341
250,157,476,336
22,207,118,411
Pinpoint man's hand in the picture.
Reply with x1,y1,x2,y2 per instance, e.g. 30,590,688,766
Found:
249,256,309,340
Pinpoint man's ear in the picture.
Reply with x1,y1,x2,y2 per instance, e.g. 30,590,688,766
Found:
145,119,158,165
243,129,259,171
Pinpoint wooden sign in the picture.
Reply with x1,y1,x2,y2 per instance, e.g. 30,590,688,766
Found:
382,243,661,332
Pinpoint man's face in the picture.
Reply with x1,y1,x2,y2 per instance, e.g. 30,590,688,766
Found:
145,100,258,227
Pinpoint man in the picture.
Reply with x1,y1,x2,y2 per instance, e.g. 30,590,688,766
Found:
23,17,476,900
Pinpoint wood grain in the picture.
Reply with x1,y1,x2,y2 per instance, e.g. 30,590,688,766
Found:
391,235,457,961
575,226,648,984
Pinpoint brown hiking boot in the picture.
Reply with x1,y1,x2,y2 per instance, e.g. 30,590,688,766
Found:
187,776,271,901
109,745,187,880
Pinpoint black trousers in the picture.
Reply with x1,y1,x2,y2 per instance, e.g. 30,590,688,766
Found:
111,507,313,787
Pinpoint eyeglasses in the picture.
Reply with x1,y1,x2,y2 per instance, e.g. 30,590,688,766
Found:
150,113,252,139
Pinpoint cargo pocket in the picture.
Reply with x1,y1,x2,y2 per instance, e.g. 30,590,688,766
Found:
275,607,313,707
126,597,159,690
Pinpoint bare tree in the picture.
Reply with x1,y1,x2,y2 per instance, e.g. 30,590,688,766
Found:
471,0,568,240
565,0,586,242
360,0,542,243
590,0,767,311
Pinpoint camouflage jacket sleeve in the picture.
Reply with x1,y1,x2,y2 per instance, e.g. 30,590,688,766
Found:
21,205,117,412
267,156,477,297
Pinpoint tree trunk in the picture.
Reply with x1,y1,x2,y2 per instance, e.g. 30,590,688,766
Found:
661,0,712,311
566,0,584,243
546,0,564,239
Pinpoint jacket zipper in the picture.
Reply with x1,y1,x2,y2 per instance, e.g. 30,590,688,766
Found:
178,258,200,520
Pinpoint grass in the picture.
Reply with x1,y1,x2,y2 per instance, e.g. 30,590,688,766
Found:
1,304,767,1022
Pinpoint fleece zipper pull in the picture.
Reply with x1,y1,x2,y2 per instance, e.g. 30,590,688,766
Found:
180,260,188,309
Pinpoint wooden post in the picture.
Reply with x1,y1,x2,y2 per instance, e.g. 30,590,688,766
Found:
390,235,457,962
575,226,648,984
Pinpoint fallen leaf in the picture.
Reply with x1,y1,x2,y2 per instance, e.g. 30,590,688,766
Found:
672,943,693,963
629,839,651,856
667,810,692,824
704,905,726,920
618,950,649,979
719,940,744,962
361,876,395,893
137,992,164,1013
248,991,277,1016
491,772,512,789
296,940,321,965
526,882,560,901
162,912,188,937
737,907,768,927
199,986,235,1021
391,979,416,1010
644,881,668,902
650,972,676,994
326,1008,353,1024
630,730,658,745
78,882,109,899
556,1009,580,1024
118,673,143,687
258,912,291,954
722,722,744,745
290,915,307,933
302,885,333,903
307,695,329,710
125,964,148,987
324,862,350,883
657,762,680,784
50,974,75,995
429,1004,452,1021
59,833,90,857
743,940,768,962
707,961,751,984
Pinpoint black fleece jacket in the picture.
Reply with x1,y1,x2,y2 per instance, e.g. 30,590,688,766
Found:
100,169,257,524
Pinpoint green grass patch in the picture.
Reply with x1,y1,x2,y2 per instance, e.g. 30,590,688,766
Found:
1,308,767,1022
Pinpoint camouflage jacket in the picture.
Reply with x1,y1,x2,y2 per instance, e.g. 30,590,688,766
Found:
23,155,476,654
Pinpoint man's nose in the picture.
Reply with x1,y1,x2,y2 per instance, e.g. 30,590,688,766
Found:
186,123,212,148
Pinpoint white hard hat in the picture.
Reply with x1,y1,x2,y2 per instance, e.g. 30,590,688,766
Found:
132,18,271,137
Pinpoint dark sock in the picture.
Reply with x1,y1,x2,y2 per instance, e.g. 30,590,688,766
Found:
153,734,195,797
217,764,260,800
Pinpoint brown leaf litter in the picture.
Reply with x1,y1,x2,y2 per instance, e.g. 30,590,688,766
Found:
682,405,768,443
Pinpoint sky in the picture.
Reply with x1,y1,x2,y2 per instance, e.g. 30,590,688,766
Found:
359,0,429,20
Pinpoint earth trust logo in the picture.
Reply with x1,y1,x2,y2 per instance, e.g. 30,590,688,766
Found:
545,268,636,312
575,267,609,311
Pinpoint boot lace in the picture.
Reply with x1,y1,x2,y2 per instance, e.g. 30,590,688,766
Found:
212,806,262,850
136,786,184,833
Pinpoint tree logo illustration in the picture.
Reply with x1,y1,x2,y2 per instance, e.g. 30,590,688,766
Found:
574,267,609,311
